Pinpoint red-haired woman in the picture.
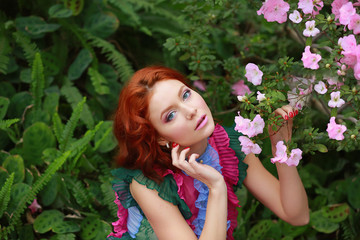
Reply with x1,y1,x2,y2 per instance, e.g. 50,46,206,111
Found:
107,66,309,240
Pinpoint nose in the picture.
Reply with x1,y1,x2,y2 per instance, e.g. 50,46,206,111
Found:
183,104,197,119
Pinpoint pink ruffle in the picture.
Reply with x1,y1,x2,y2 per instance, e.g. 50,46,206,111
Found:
107,192,128,238
209,124,240,240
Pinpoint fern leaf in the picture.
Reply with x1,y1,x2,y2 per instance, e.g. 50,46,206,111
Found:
87,67,110,95
0,33,11,74
86,34,134,82
30,52,45,112
93,124,112,152
0,173,14,218
6,151,71,235
59,97,85,152
60,85,94,129
108,0,141,25
100,182,118,219
12,31,39,66
0,119,19,130
52,112,64,144
64,176,95,212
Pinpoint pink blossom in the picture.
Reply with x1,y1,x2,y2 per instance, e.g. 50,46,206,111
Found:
234,113,265,138
231,80,251,96
328,91,345,108
289,10,302,23
256,91,266,102
326,117,347,140
339,2,356,26
245,63,263,85
193,80,206,91
338,34,357,67
349,14,360,34
303,20,320,37
287,88,306,109
332,0,349,21
298,0,314,14
271,141,288,164
312,0,324,16
28,199,42,214
354,61,360,80
314,81,327,94
287,148,303,166
257,0,290,24
251,115,265,137
325,76,344,89
301,46,321,69
234,114,252,136
239,136,262,155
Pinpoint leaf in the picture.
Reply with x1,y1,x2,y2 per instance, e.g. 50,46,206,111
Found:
348,177,360,209
0,173,14,218
0,31,11,74
248,220,273,240
315,144,328,153
48,4,73,18
84,12,119,38
33,210,64,234
12,31,39,65
321,203,350,223
30,52,45,112
0,97,10,120
87,67,110,95
2,155,25,183
310,210,339,233
64,0,84,16
15,16,61,38
67,49,93,81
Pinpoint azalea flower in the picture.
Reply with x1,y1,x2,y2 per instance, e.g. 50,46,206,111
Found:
270,141,288,164
237,95,247,102
251,115,265,137
301,46,322,69
332,0,349,21
234,114,265,138
298,0,314,14
256,91,266,102
349,14,360,34
326,117,347,140
328,91,345,108
239,136,262,155
245,63,263,86
287,148,303,166
314,81,327,94
257,0,290,24
339,2,356,26
232,80,251,96
193,80,206,91
289,10,302,23
28,199,42,214
234,114,252,136
303,20,320,37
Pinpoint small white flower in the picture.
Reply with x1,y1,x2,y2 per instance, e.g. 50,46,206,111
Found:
289,10,302,23
303,20,320,37
237,95,247,102
314,81,327,94
328,91,345,108
256,91,266,102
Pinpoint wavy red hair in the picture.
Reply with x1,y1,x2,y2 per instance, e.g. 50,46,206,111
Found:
113,66,190,183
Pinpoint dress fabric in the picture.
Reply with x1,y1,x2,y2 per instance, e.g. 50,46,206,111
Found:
106,124,248,240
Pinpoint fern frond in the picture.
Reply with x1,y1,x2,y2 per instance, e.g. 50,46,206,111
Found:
341,221,355,240
6,151,71,236
64,176,95,212
100,182,118,219
108,0,141,25
93,124,112,152
60,85,94,129
0,173,14,218
0,33,11,74
12,31,39,66
52,112,64,144
87,67,110,95
0,119,19,130
59,97,85,152
86,34,134,83
30,52,45,112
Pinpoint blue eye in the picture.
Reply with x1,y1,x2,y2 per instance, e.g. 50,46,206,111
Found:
183,89,191,100
166,111,176,122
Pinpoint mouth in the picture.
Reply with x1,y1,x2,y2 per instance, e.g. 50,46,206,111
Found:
195,114,208,130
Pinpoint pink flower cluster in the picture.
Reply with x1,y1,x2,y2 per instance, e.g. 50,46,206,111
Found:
338,34,360,80
301,46,322,69
326,117,347,140
238,136,262,155
298,0,324,16
257,0,290,24
234,114,265,138
245,63,263,85
271,141,303,166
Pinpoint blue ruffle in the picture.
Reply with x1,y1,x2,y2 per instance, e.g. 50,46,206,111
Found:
192,143,230,237
127,206,143,238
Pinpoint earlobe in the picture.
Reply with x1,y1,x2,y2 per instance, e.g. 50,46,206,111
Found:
158,138,170,148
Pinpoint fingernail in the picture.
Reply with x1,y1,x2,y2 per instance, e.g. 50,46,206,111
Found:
184,147,190,150
172,143,178,148
289,112,293,118
284,115,288,120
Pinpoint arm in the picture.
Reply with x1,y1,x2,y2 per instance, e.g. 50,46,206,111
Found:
130,146,228,240
243,106,309,226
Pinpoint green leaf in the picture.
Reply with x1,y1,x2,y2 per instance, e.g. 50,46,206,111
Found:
67,49,93,81
0,97,10,120
310,210,339,233
248,220,273,240
53,221,80,234
321,203,349,223
30,52,45,112
87,67,110,95
93,121,116,153
2,155,25,183
48,4,73,18
348,177,360,209
33,210,64,234
0,173,14,218
84,12,119,38
15,16,61,38
315,144,328,153
64,0,84,16
80,217,101,240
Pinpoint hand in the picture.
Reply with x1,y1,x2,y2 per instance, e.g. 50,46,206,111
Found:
171,144,225,190
268,105,298,149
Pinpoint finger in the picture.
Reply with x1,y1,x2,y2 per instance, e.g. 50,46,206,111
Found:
179,147,190,162
274,107,289,120
171,143,180,165
281,105,296,118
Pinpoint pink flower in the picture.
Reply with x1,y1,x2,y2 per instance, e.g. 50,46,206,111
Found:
303,20,320,37
287,88,306,109
326,117,347,140
339,2,356,26
354,61,360,80
231,80,251,96
239,136,262,155
298,0,314,14
28,199,42,214
289,10,302,23
193,80,206,91
332,0,349,21
251,115,265,137
271,141,288,163
257,0,290,24
301,46,322,69
349,14,360,34
245,63,263,85
287,148,303,166
256,91,266,102
338,34,357,67
328,91,345,108
234,113,265,138
314,81,327,94
234,114,252,135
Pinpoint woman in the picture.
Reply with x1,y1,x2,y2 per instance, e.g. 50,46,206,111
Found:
107,66,309,240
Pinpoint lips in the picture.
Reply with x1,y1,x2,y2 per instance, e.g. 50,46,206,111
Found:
195,114,208,130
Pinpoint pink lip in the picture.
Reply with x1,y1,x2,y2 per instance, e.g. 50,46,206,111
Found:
195,115,208,130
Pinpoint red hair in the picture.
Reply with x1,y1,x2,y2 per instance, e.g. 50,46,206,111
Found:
113,66,190,183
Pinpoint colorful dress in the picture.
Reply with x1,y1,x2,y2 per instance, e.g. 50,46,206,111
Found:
107,124,248,240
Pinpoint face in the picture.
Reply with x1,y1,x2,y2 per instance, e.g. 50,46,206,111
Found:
148,79,215,148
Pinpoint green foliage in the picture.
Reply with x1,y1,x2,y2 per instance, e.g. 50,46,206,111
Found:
30,52,45,113
0,173,14,218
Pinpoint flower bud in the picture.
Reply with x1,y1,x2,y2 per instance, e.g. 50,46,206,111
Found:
327,15,332,22
325,63,331,68
351,134,356,140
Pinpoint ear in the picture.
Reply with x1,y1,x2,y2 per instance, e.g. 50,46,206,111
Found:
157,137,169,146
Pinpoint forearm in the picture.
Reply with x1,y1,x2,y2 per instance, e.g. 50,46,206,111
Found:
199,181,228,240
275,162,309,225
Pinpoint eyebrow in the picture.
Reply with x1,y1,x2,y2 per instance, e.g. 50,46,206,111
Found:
159,85,186,120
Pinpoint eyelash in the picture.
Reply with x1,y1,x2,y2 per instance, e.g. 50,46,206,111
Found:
165,89,191,122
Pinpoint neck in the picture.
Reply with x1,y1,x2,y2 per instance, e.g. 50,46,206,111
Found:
186,138,208,156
